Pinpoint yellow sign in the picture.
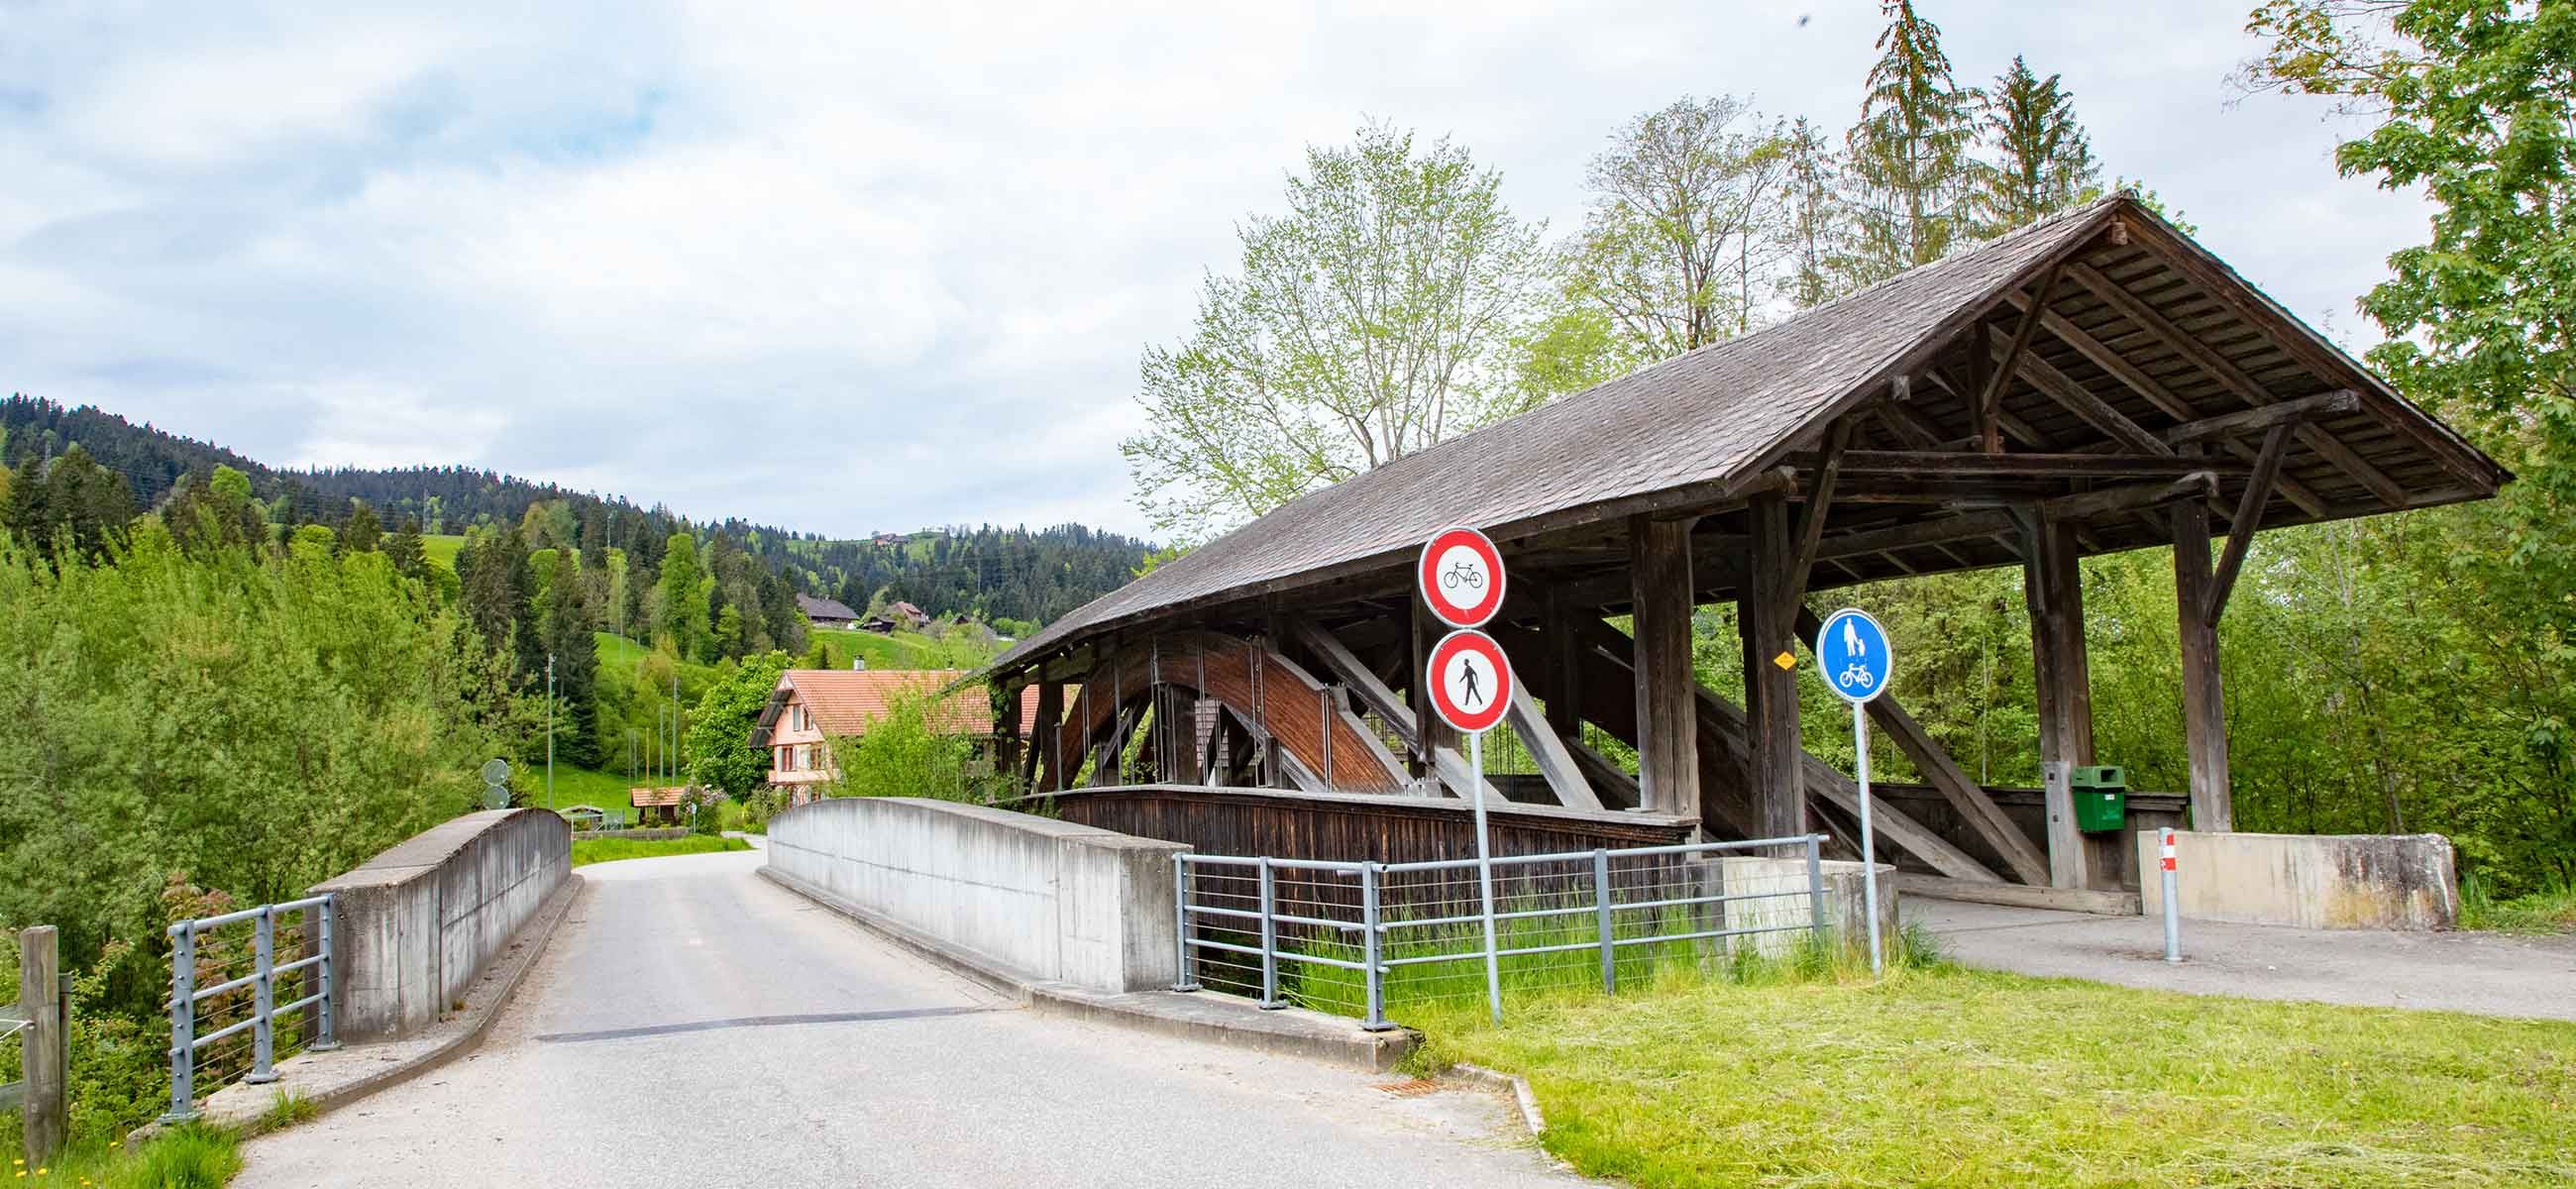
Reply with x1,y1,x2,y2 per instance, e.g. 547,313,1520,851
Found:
1771,651,1797,671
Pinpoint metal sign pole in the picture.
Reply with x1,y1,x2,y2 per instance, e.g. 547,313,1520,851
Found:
1469,729,1501,1024
1852,703,1882,978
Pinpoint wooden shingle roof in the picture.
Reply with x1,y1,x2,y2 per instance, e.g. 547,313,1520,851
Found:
996,194,2505,673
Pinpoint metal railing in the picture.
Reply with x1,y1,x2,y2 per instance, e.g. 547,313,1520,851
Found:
161,895,338,1122
1173,834,1833,1029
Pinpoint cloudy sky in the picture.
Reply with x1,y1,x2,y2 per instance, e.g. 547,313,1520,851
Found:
0,1,2415,539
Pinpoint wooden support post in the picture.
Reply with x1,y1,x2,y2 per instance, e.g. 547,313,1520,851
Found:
1631,515,1703,820
995,680,1023,787
2019,513,2095,889
1410,598,1454,787
19,924,63,1164
1545,586,1582,739
2173,488,2234,832
1736,494,1804,841
1028,682,1063,793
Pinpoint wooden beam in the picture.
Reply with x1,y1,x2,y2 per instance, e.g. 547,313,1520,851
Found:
1632,514,1703,818
2205,421,2296,624
2039,473,2218,522
1029,682,1064,792
2167,389,2360,445
2067,261,2410,508
1780,415,1853,623
1506,681,1604,811
1967,317,1995,453
1796,605,2050,885
2173,493,2233,832
1567,738,1642,811
2021,513,2095,890
1799,451,2238,480
1993,339,2172,456
1290,616,1491,800
1545,586,1582,738
1978,265,2064,453
1736,494,1803,842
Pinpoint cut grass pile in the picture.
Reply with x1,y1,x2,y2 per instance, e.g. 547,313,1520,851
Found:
570,834,750,866
2,1124,241,1189
1409,964,2576,1188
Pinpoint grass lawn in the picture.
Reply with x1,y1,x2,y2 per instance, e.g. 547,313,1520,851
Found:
421,532,466,574
1408,965,2576,1188
804,626,992,672
3,1124,240,1189
529,762,647,823
571,834,752,866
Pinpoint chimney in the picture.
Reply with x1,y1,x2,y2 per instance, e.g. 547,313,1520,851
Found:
852,658,866,671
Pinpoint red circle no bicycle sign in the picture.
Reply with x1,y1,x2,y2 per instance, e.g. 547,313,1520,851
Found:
1419,525,1506,629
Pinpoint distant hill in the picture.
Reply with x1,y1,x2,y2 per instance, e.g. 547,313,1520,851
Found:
0,393,1152,624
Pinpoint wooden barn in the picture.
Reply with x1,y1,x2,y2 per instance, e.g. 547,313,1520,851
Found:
981,195,2508,909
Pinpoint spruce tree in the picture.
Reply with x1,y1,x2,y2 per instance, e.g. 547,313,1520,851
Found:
386,516,429,582
1841,0,1980,287
541,558,602,769
343,499,382,554
1779,116,1849,310
1974,55,2100,236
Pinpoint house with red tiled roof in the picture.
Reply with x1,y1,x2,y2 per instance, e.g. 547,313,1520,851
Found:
749,670,1049,805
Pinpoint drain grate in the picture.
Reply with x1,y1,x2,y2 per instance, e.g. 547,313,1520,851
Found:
1374,1078,1442,1097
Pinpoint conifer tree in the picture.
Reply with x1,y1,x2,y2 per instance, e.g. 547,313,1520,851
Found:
385,515,429,582
343,499,382,554
1778,116,1850,310
1974,55,2100,236
1841,0,1980,287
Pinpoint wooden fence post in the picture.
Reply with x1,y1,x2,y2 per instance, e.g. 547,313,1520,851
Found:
20,924,64,1163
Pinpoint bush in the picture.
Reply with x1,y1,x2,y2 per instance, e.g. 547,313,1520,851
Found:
825,686,996,803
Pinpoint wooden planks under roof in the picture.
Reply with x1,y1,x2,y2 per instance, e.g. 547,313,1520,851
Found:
996,194,2507,676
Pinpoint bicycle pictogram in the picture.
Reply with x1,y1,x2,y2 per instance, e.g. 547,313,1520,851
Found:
1837,663,1877,692
1441,560,1485,592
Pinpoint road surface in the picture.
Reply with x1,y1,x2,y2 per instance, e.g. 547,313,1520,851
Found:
237,847,1581,1188
1909,896,2576,1021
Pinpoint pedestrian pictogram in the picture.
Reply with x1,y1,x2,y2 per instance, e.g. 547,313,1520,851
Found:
1813,607,1894,703
1427,629,1513,735
1418,525,1507,629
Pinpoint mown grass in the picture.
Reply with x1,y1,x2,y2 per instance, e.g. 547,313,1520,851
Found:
570,834,750,866
2,1124,241,1189
1409,962,2576,1188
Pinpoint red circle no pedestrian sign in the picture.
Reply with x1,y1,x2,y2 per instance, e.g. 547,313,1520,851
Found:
1419,525,1506,628
1427,629,1513,735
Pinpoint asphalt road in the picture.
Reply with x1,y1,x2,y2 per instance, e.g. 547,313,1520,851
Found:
1909,897,2576,1021
237,847,1582,1188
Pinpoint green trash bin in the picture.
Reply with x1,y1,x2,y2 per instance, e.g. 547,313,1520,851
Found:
2071,765,2127,832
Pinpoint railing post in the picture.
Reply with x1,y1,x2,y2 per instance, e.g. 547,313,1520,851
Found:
312,897,341,1051
19,925,64,1164
1359,862,1390,1031
161,923,197,1124
1170,854,1201,992
1256,856,1284,1010
1593,848,1617,996
247,905,278,1084
1805,833,1829,944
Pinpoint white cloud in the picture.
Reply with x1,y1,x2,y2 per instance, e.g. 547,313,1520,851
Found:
0,0,2440,539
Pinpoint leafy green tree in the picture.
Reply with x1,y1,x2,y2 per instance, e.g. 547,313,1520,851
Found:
1778,116,1852,309
1564,94,1790,354
1122,123,1548,542
342,498,382,553
385,515,429,583
1842,0,1981,285
1973,55,2100,236
653,532,710,660
825,685,989,803
540,553,601,769
684,649,791,797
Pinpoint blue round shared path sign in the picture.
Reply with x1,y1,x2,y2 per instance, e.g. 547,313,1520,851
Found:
1815,607,1894,703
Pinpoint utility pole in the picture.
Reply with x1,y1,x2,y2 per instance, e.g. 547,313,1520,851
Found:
672,673,682,788
546,652,556,812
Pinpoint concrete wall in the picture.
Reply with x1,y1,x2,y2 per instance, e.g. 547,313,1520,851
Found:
1712,857,1899,961
2137,830,2458,930
765,798,1186,994
311,809,572,1041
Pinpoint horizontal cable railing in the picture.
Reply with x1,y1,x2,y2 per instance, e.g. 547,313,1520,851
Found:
161,894,338,1122
1174,834,1832,1028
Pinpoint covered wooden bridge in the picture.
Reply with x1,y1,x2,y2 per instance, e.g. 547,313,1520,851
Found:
984,194,2506,903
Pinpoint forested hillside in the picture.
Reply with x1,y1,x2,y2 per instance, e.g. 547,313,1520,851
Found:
0,393,1153,628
